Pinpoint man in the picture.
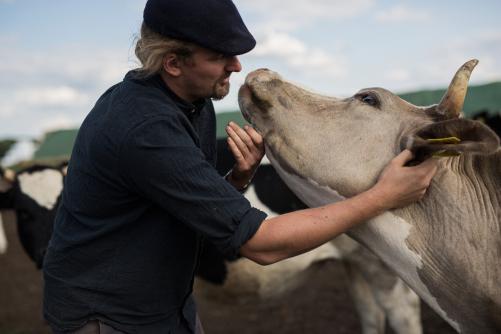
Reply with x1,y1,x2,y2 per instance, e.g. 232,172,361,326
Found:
43,0,438,333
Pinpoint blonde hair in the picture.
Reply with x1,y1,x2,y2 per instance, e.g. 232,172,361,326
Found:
134,22,196,77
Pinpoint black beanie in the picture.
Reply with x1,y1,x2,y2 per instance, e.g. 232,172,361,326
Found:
143,0,256,56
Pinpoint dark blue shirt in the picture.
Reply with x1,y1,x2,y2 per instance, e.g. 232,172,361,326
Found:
43,71,266,334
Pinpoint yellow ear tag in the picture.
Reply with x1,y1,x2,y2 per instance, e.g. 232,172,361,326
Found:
426,136,462,157
426,136,461,144
432,151,462,157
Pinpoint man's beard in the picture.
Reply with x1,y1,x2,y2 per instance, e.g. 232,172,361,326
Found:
211,80,230,101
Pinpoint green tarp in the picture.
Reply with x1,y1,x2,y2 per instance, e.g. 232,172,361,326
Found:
30,81,501,162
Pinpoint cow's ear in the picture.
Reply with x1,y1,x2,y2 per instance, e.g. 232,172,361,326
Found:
401,119,500,164
0,168,16,192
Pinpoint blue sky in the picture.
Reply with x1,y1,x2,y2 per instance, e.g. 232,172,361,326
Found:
1,0,500,139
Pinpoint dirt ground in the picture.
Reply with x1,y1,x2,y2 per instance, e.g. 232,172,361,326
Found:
0,212,455,334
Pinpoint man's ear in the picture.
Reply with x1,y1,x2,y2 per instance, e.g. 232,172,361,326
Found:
162,54,182,77
400,119,500,164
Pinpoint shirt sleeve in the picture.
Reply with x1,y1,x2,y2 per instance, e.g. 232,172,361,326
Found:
119,115,267,259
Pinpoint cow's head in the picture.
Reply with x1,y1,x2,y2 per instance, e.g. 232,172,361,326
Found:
238,60,499,197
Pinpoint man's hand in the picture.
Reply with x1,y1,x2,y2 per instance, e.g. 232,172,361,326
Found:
225,121,265,190
371,149,438,210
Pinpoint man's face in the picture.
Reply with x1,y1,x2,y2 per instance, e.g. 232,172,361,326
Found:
178,47,242,102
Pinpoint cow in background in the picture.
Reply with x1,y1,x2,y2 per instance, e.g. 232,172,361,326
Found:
0,165,65,267
472,110,501,137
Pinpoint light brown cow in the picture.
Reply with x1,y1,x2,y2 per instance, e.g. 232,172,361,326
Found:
238,60,501,333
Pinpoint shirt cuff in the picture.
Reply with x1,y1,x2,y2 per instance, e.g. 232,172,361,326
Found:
225,207,267,260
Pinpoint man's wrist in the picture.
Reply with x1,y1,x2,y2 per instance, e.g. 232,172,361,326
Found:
362,186,393,214
225,168,255,192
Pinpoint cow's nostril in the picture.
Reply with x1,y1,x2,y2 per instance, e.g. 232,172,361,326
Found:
277,95,291,109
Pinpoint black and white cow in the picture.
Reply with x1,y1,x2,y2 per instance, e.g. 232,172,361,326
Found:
0,164,65,267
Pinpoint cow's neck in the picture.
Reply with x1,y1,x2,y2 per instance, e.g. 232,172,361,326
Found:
351,151,501,333
267,148,501,333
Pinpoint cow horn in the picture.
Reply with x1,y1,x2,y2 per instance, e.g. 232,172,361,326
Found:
436,59,478,118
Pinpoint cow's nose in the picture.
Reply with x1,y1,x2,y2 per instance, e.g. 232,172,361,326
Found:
245,68,279,85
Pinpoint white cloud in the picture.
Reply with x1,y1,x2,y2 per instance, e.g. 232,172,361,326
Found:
236,0,375,30
0,86,90,120
253,33,306,57
419,31,501,86
375,5,430,22
238,0,374,19
19,86,89,107
251,31,347,77
336,29,501,96
0,40,134,137
385,68,411,82
0,42,132,90
39,115,79,133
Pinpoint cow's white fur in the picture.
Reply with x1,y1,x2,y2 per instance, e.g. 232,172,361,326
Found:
17,169,63,210
354,214,460,332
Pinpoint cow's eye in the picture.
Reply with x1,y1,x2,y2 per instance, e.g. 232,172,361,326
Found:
360,94,378,106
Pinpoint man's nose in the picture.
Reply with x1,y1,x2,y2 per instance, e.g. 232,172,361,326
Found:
226,56,242,73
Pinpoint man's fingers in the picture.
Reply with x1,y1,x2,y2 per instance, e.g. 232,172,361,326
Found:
226,124,251,157
228,122,254,149
227,137,245,163
244,125,264,147
420,158,438,170
413,157,438,175
392,149,414,166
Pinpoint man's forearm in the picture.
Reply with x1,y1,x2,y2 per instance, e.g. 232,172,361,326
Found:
240,187,388,265
240,150,437,265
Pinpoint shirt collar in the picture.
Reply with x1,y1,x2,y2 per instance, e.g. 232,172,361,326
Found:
125,70,208,116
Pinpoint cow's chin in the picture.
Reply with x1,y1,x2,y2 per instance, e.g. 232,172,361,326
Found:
238,84,253,124
238,84,269,136
265,145,346,208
